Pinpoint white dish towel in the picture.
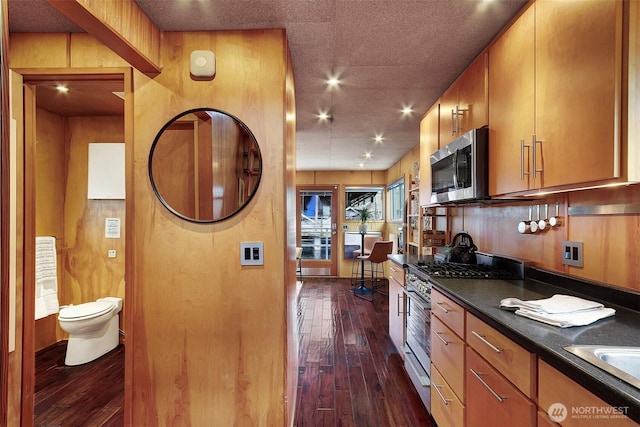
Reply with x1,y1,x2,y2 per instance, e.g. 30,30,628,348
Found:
500,294,615,328
35,236,60,320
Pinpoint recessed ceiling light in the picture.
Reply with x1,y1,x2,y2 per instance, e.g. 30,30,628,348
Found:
374,134,384,143
364,152,372,159
317,111,333,121
359,162,365,168
56,84,69,93
401,106,413,115
327,77,340,88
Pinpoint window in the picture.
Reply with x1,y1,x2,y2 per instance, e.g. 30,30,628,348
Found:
345,186,384,221
387,178,404,222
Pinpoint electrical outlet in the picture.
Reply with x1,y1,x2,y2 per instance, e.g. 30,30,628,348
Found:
240,242,264,266
108,249,117,258
561,240,583,267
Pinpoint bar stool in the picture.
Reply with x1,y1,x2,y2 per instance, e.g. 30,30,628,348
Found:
352,240,393,301
296,247,303,282
351,235,382,285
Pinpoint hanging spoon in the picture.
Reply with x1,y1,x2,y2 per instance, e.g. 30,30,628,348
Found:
549,202,562,227
538,204,548,231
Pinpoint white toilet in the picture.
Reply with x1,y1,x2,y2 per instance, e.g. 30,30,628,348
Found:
58,297,123,366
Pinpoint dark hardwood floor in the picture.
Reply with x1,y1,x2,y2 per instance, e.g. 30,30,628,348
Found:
34,279,433,426
294,279,434,427
34,342,124,427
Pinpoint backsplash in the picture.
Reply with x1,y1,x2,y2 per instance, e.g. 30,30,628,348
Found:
455,185,640,293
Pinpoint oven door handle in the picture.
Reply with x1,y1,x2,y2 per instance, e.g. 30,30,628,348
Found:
403,289,428,311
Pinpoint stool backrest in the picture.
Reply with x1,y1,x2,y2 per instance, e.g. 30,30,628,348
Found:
368,241,394,263
363,235,382,253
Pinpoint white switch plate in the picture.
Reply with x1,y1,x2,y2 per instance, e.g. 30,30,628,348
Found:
240,242,264,266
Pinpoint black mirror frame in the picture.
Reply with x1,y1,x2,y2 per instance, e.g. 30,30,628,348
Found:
148,107,262,223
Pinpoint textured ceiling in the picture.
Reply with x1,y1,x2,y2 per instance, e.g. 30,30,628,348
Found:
8,0,527,170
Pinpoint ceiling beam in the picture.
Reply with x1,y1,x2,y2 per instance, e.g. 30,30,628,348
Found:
45,0,161,75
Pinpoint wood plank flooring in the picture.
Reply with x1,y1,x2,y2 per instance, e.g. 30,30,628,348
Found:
34,279,433,426
295,279,434,427
34,342,124,427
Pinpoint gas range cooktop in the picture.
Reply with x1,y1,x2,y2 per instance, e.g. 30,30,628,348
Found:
410,252,528,281
414,262,514,279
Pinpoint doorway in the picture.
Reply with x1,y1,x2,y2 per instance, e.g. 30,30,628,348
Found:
297,186,338,276
19,69,130,426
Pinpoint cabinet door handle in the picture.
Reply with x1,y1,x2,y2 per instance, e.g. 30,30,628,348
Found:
434,301,450,313
532,134,543,179
434,331,450,345
433,383,451,405
471,331,503,353
451,108,456,136
397,293,405,315
520,138,530,180
470,368,505,403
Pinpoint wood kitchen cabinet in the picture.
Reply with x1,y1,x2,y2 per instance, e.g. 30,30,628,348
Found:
489,0,625,196
419,103,439,206
439,52,488,148
466,313,536,399
430,288,466,427
466,347,536,427
538,360,637,427
388,259,405,356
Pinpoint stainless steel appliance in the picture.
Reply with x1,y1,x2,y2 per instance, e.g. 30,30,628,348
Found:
430,126,489,204
403,272,432,411
403,252,527,414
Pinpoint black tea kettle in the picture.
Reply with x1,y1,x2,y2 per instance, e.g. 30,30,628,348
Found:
446,232,478,264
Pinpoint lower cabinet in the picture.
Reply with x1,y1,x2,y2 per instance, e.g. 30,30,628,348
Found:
538,360,637,427
466,347,536,427
431,363,465,427
388,260,405,355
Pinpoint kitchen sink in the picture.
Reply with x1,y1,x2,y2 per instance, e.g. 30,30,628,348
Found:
564,345,640,389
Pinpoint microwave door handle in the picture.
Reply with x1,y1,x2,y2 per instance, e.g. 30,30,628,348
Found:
452,149,459,189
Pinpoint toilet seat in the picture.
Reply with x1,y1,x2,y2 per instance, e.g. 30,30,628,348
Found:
58,301,114,321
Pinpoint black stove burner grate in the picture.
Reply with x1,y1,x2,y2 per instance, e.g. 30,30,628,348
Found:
416,261,514,280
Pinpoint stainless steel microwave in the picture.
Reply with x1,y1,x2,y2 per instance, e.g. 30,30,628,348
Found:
430,127,489,204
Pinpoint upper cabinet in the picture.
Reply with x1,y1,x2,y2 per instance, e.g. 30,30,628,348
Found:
419,103,439,206
439,52,488,147
489,0,632,196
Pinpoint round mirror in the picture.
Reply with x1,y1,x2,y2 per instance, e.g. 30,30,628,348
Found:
149,108,262,223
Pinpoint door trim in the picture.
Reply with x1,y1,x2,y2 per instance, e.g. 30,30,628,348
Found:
16,67,132,427
296,186,338,276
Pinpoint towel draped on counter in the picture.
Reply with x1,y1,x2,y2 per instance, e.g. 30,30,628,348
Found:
499,294,615,328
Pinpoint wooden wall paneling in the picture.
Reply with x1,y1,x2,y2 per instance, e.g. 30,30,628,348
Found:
6,68,25,427
131,30,289,425
64,117,125,306
34,107,66,350
0,0,7,421
284,43,298,426
566,187,640,290
21,82,37,427
295,171,315,185
9,34,70,68
69,33,130,68
46,0,161,73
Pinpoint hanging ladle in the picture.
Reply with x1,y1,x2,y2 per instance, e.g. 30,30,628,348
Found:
538,204,548,231
518,206,538,234
549,201,562,227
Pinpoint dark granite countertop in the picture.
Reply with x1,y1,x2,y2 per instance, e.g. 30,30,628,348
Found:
387,253,433,267
429,274,640,423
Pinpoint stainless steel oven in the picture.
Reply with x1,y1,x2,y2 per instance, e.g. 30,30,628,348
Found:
404,272,432,412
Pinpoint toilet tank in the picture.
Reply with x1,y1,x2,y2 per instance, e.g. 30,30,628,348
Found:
97,297,123,313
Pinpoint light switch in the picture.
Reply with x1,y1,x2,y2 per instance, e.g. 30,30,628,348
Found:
240,242,264,266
